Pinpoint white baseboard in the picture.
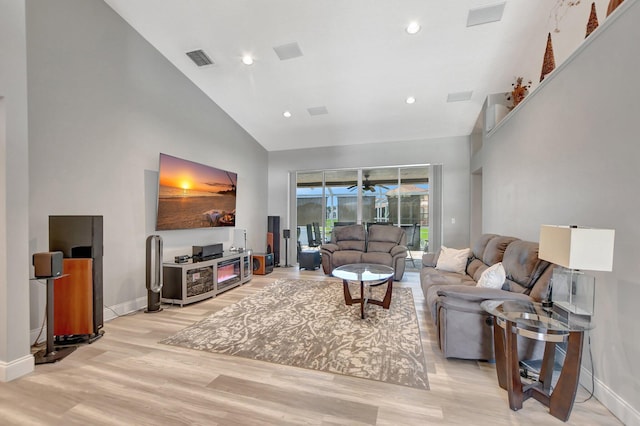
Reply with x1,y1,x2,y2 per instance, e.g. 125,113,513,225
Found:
554,339,639,425
0,354,34,382
103,296,147,322
580,364,640,426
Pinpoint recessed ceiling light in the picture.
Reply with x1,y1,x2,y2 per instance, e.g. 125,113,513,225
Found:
283,111,292,118
406,22,421,34
406,96,416,104
242,55,254,65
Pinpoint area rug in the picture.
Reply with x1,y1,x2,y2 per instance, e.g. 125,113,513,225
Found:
160,279,429,390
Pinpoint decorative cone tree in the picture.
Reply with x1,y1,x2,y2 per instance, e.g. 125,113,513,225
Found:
607,0,624,16
540,33,556,82
586,2,599,38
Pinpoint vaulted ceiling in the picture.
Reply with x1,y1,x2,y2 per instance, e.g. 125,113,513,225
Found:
104,0,606,151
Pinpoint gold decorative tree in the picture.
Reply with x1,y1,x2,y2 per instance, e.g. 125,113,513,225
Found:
540,33,556,82
586,2,599,37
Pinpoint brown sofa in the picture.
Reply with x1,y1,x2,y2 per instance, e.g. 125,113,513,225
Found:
421,234,553,361
320,224,407,280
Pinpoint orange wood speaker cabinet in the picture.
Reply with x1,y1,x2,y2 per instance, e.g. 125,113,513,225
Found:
266,232,274,255
252,253,274,275
54,258,93,336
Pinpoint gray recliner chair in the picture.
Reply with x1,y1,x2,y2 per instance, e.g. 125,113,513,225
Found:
320,224,407,280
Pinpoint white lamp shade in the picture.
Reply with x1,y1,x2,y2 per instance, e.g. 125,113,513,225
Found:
539,225,615,271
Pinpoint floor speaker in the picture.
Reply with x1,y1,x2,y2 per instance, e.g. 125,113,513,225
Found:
252,253,274,275
268,216,280,266
266,232,274,255
49,215,104,343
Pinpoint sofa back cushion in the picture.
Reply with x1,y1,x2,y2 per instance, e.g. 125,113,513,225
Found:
367,225,405,253
501,240,551,294
466,234,498,278
467,235,517,279
368,225,406,245
482,236,519,266
332,224,366,251
472,234,499,259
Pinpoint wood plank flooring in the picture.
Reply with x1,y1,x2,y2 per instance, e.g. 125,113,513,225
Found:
0,269,621,425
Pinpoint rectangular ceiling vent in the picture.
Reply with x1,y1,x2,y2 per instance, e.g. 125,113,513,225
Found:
307,106,328,116
447,91,474,102
467,2,506,27
273,42,304,61
186,49,214,67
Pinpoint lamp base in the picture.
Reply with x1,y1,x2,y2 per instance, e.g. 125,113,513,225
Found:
551,267,595,318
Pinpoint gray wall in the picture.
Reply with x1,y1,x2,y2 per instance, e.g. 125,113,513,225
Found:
0,0,33,380
268,136,471,263
477,1,640,423
26,0,268,326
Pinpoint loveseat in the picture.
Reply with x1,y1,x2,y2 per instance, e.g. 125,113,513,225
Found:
320,224,407,281
421,234,553,361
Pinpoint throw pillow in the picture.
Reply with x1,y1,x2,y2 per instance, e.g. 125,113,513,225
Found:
476,262,506,289
435,246,471,274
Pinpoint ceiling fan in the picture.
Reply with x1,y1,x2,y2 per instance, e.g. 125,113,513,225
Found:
348,173,388,193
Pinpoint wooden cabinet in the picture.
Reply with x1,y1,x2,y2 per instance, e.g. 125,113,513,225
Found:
162,251,251,306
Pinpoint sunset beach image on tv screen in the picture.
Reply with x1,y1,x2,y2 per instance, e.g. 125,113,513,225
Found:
156,153,236,230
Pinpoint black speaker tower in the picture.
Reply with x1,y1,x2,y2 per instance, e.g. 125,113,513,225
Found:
267,216,280,266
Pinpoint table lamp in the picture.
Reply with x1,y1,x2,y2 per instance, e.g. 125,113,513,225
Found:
539,225,615,318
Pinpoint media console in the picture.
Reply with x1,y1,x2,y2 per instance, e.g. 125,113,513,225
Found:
161,250,252,307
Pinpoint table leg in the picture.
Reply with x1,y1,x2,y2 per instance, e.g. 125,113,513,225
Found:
492,317,507,390
360,281,365,319
380,277,393,309
505,320,524,410
539,341,557,393
46,278,55,356
549,331,585,422
343,279,353,305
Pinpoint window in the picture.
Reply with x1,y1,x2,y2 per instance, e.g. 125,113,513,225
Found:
295,165,437,269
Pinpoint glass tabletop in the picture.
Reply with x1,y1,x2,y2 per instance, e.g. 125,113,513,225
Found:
481,299,593,333
332,263,394,282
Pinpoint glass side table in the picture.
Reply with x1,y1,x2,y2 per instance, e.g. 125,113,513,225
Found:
480,299,593,422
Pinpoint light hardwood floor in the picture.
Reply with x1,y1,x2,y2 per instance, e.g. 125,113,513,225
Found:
1,268,621,425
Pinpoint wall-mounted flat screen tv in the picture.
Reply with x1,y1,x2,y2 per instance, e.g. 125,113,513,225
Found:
156,153,236,230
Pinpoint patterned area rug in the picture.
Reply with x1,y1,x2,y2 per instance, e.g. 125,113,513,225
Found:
161,279,429,390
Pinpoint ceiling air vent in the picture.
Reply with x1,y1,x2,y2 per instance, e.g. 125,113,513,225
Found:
273,42,304,61
467,2,506,27
447,91,474,102
186,49,214,67
307,106,328,116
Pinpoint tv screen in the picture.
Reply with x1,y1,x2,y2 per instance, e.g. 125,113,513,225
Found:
156,153,236,230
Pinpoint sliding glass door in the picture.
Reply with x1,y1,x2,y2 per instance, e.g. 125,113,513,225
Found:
295,165,435,270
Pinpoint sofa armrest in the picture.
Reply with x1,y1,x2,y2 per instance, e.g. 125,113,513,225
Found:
436,285,534,304
320,243,338,254
422,251,439,267
390,245,407,256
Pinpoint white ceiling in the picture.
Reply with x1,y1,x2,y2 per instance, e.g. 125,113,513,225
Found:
104,0,605,151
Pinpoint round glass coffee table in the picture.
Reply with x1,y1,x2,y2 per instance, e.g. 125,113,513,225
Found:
332,264,395,319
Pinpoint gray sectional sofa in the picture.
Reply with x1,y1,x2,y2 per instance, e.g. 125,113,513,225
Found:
320,224,408,281
420,234,554,361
